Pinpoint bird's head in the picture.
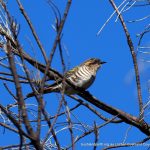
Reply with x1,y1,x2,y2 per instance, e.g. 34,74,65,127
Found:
84,58,106,72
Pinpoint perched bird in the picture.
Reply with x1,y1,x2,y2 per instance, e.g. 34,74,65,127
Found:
26,58,106,98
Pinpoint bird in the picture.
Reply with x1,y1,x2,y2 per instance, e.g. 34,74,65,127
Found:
26,58,106,98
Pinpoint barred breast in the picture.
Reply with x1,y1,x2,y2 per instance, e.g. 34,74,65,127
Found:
67,65,96,89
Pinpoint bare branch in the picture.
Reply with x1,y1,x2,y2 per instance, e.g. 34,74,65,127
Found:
109,0,144,120
103,136,150,150
16,0,48,63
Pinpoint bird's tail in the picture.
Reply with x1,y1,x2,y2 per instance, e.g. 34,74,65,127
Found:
26,84,60,99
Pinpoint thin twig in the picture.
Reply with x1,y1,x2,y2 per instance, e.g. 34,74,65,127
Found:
42,97,63,145
1,143,31,150
0,121,18,133
66,116,118,149
93,122,99,150
0,103,31,139
16,0,48,63
103,136,150,150
70,95,123,123
97,0,127,36
39,0,72,97
109,0,143,120
3,82,17,100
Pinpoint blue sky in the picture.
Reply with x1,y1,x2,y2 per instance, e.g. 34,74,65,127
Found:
1,0,150,149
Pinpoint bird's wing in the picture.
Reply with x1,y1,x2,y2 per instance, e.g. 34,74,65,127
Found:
26,66,80,98
26,81,61,98
64,66,79,78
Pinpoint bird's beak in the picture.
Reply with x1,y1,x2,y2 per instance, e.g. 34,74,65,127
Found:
101,61,107,64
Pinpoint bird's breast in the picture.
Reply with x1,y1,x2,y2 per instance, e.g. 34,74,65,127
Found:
80,75,95,89
68,74,95,89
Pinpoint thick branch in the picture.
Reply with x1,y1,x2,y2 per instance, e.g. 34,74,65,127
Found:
77,90,150,136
